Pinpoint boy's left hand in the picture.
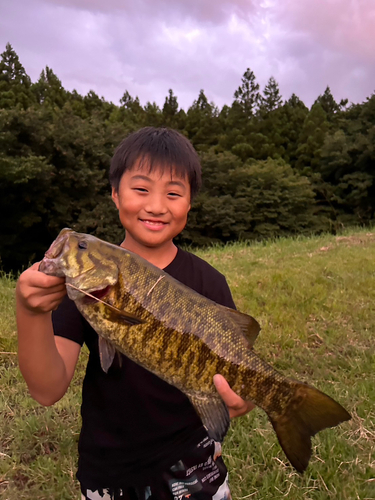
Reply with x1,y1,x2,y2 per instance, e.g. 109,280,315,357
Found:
213,374,255,419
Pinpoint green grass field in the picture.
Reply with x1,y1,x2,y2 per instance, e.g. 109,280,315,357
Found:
1,228,374,499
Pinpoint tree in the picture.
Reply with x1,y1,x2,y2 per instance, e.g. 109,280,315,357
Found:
0,106,55,269
111,90,145,127
0,101,126,271
161,89,185,129
143,101,162,127
163,89,178,117
295,103,330,172
314,86,348,119
185,90,220,150
32,66,67,108
179,155,319,246
119,90,142,113
317,95,375,223
272,94,309,166
259,76,283,114
233,68,260,118
0,43,35,109
218,69,261,154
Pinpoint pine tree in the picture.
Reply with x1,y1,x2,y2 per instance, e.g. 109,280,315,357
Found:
114,90,145,126
276,94,309,166
0,43,35,109
314,86,347,119
259,76,283,114
32,66,67,108
185,90,220,150
161,89,182,128
233,68,260,118
143,101,162,127
119,90,142,112
295,103,330,172
163,89,178,117
318,95,375,223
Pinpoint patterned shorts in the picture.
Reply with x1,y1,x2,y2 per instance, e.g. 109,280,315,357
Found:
80,436,231,500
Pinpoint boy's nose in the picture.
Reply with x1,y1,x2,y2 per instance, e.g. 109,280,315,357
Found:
144,195,167,215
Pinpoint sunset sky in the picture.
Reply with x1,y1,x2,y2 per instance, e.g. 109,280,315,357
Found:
1,0,374,110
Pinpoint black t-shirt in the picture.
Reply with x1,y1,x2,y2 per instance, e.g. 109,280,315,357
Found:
52,247,236,489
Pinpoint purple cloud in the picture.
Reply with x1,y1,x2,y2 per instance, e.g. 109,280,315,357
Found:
0,0,373,110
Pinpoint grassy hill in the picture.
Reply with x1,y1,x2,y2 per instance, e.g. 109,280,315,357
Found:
1,228,374,499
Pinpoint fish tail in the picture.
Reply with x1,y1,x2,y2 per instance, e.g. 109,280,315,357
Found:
269,382,351,473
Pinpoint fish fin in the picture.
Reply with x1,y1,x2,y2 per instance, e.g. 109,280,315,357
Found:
117,351,123,368
217,305,261,348
106,306,144,326
99,337,117,373
270,383,351,473
189,394,230,442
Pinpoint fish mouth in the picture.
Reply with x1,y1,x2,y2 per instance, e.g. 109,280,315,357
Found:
39,229,72,277
65,282,114,303
81,285,112,304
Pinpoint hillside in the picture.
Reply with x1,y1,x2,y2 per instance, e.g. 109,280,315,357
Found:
1,228,374,499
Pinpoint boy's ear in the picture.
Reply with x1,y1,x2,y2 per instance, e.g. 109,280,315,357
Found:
111,187,120,209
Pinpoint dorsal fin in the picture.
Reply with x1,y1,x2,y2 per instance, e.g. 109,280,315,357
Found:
217,305,261,348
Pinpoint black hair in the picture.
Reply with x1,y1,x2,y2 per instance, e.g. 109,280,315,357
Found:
109,127,202,199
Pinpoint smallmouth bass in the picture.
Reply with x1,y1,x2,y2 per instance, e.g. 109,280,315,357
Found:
39,228,351,473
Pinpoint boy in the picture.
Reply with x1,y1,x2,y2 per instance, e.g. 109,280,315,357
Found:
16,127,254,499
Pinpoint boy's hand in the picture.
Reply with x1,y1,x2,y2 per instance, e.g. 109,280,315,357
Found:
213,374,255,419
17,262,66,314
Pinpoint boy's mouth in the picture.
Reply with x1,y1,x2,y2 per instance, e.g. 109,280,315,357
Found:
140,219,167,228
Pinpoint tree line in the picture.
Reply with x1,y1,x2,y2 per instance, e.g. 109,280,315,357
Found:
1,43,374,272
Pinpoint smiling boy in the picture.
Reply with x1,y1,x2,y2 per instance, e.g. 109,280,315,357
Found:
16,127,253,500
111,158,191,269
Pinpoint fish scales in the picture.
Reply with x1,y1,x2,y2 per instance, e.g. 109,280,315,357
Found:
97,277,285,401
125,259,246,360
39,229,351,473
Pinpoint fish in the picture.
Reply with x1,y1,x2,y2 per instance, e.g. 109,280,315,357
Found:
39,228,351,473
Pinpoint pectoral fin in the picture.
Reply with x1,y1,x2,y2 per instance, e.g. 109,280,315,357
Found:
105,305,144,326
99,337,117,373
189,394,230,442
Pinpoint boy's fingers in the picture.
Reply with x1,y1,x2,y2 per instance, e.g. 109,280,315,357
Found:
28,262,65,288
17,264,67,313
213,374,255,418
213,374,242,408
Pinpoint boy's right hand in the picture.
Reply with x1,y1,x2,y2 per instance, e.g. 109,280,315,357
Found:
17,262,67,314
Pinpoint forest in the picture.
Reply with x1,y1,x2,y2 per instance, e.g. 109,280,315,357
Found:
1,42,374,272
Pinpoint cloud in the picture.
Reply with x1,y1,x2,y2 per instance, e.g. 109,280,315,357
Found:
0,0,374,111
40,0,256,24
278,0,375,61
267,0,375,103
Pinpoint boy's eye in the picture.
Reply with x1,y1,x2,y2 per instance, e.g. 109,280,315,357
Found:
168,192,181,197
134,188,148,193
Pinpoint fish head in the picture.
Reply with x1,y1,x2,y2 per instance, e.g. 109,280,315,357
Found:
39,228,119,301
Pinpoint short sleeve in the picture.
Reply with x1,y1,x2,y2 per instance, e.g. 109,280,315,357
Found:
202,274,236,309
52,295,85,346
164,248,236,309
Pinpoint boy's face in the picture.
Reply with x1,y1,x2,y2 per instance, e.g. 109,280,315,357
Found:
112,161,191,251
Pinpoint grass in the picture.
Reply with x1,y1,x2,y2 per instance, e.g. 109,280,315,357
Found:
1,228,375,499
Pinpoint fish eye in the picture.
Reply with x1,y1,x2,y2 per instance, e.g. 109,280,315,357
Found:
78,241,88,250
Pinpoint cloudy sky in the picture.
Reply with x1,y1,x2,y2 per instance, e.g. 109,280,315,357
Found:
1,0,374,110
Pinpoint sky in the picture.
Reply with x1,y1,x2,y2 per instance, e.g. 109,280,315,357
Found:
1,0,374,110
